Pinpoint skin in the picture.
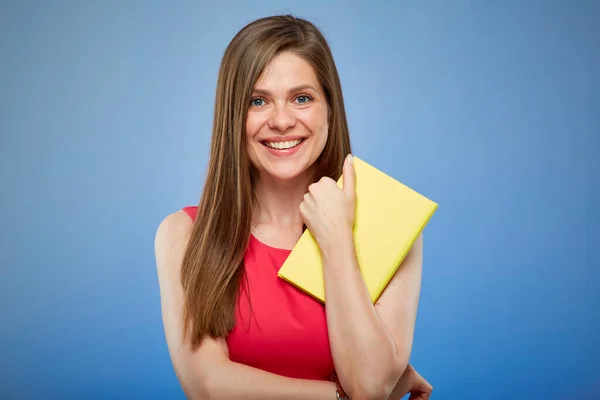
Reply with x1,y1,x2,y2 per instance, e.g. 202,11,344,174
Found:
246,51,329,248
155,51,432,400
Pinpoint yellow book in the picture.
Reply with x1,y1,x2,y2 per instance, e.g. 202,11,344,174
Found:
277,156,438,304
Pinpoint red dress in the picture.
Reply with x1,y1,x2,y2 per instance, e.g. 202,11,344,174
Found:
182,206,335,380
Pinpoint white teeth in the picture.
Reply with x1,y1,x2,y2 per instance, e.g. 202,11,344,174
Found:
264,139,303,149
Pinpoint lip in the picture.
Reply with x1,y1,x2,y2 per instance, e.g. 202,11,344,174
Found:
261,137,306,157
261,135,307,143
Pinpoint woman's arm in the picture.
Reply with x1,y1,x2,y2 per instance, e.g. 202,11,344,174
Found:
322,233,423,400
154,211,338,400
386,363,432,400
300,156,424,400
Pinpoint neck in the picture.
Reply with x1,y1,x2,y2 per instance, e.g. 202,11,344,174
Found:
252,169,315,229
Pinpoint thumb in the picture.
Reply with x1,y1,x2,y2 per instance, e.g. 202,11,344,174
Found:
342,154,356,199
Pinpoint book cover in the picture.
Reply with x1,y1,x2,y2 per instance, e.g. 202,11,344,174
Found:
277,156,438,304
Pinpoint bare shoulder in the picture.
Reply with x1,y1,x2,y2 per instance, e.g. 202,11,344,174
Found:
154,210,194,273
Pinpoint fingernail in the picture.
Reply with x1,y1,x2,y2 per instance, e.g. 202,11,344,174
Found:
347,154,354,164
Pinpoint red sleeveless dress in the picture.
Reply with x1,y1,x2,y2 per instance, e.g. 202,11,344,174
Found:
182,206,335,380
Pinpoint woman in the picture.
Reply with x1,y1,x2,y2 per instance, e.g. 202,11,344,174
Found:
155,15,432,400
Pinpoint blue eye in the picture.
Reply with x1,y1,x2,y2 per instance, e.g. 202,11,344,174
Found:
296,95,311,104
251,98,265,107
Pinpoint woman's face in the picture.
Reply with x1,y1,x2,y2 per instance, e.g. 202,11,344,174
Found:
245,51,329,182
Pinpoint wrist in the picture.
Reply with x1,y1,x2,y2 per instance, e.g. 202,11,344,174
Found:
318,227,355,261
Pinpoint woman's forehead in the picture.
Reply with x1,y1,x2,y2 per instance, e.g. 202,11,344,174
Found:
253,52,321,94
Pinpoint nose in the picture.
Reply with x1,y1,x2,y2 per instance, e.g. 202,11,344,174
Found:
267,103,296,132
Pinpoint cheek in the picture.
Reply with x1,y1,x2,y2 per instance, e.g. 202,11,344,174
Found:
245,116,261,162
300,106,328,137
311,110,329,143
245,113,262,140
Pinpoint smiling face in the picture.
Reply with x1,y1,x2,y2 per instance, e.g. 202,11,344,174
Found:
245,51,329,182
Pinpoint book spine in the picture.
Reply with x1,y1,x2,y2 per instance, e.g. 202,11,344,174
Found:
371,202,439,304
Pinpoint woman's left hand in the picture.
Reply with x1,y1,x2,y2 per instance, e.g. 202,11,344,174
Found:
299,154,357,252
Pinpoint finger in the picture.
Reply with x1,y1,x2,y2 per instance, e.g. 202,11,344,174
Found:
408,392,428,400
407,383,432,400
303,192,315,207
299,201,309,221
342,154,356,199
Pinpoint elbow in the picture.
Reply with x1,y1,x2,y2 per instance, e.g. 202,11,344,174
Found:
346,358,408,400
193,371,217,400
185,383,212,400
177,350,231,400
180,381,209,400
177,368,214,400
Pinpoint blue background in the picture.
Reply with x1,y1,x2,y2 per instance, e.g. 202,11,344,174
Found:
1,1,598,399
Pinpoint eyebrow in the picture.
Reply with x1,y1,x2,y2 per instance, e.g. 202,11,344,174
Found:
251,84,319,96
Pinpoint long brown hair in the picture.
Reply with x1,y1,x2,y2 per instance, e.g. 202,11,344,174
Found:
181,15,352,349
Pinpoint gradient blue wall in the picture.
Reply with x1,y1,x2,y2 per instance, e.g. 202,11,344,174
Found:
1,1,598,398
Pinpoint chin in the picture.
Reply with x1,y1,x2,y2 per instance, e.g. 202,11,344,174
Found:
259,159,314,182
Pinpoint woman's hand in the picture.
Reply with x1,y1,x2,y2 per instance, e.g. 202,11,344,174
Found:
299,154,357,252
388,364,433,400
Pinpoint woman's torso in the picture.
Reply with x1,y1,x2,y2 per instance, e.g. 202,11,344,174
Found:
182,206,334,380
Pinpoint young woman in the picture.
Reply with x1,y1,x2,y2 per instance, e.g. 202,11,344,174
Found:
155,15,432,400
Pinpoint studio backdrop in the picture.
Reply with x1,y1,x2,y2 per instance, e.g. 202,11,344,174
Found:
1,1,598,398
